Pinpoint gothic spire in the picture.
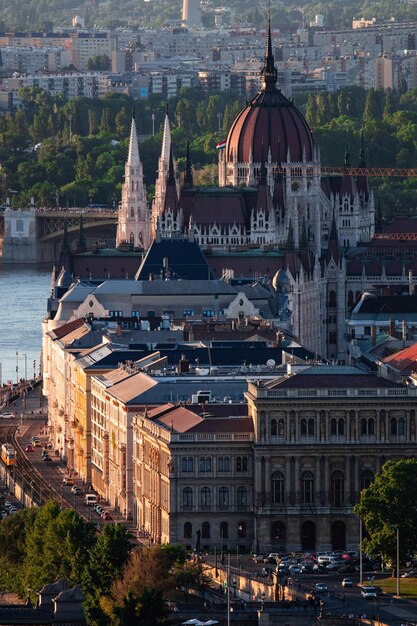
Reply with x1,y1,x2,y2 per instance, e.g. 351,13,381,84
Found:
344,131,351,168
167,143,175,185
259,143,267,185
300,217,308,248
161,104,172,166
128,109,140,166
184,141,193,187
326,209,340,264
359,125,366,167
260,17,278,91
286,218,295,250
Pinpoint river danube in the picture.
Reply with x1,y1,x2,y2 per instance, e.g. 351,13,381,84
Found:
0,264,51,383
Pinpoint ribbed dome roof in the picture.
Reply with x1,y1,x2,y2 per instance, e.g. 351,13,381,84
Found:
226,23,314,165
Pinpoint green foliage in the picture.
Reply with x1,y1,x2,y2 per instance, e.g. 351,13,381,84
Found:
87,54,111,71
354,459,417,567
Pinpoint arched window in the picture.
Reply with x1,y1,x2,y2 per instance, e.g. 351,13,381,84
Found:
278,419,285,436
184,522,192,538
329,290,337,307
301,471,315,504
301,418,314,436
199,457,212,472
330,418,337,436
218,456,230,472
220,521,229,539
331,471,345,507
237,486,247,506
219,487,229,507
236,456,248,472
368,418,375,435
130,207,134,217
129,232,134,244
308,418,315,436
271,419,277,437
331,418,345,436
301,419,307,436
202,521,210,538
398,417,405,435
361,418,375,436
201,487,211,507
271,471,285,504
182,456,193,472
271,521,286,547
182,487,193,508
360,470,374,490
390,418,397,436
238,521,247,538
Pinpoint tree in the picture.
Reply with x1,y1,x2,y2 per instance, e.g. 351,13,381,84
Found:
82,524,131,626
87,54,111,71
354,459,417,569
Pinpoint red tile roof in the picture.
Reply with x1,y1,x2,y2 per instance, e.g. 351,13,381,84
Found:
382,342,417,372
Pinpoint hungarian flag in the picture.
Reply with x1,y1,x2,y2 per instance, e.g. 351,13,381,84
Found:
216,140,226,150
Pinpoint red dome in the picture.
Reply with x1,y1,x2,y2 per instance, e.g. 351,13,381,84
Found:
225,25,314,165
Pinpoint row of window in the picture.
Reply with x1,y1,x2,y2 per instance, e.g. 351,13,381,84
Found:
270,417,406,438
181,456,249,473
182,486,248,508
270,470,374,505
184,520,246,539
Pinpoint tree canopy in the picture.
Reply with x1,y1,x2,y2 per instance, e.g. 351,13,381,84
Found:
354,459,417,567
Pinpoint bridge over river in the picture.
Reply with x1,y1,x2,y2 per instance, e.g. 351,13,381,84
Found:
0,206,118,264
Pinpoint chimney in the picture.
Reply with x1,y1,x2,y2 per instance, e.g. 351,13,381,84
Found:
179,354,190,374
276,331,283,346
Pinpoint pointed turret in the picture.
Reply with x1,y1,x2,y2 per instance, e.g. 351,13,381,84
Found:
183,141,193,188
152,104,174,233
127,108,140,166
76,214,87,253
161,103,172,167
260,17,278,91
326,210,340,264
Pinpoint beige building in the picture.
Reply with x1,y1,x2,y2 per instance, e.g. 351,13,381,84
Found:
132,365,417,552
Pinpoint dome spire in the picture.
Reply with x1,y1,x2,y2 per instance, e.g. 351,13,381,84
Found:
260,15,278,91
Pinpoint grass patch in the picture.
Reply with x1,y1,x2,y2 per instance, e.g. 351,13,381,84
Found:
374,577,417,599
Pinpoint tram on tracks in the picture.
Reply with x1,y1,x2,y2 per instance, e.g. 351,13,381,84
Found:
1,443,15,466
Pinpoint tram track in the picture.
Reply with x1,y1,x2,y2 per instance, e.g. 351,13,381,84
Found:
0,419,70,510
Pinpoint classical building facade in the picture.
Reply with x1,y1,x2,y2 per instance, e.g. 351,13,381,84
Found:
131,365,417,552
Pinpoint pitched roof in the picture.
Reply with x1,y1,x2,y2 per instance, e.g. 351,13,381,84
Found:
382,342,417,372
135,238,214,281
48,318,85,340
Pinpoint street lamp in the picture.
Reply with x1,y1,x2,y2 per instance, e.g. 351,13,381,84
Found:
15,351,19,385
23,354,27,411
396,526,400,597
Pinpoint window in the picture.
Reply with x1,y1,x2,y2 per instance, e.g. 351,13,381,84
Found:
391,417,405,436
220,521,229,539
182,487,193,508
331,471,344,507
301,418,315,436
360,470,374,490
330,418,345,436
278,419,285,436
202,309,215,317
237,486,247,506
202,521,210,538
301,471,314,504
236,456,248,472
271,419,277,437
219,487,229,507
329,290,337,307
271,471,285,504
360,418,375,436
201,487,211,507
181,456,193,472
218,456,230,472
109,310,123,317
147,310,155,318
131,310,140,318
199,457,212,472
184,522,192,538
238,521,247,538
183,309,195,317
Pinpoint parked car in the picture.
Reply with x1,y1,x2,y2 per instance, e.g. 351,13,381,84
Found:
342,578,353,588
264,552,280,563
71,485,83,495
43,454,52,462
63,476,74,485
102,512,112,521
315,583,328,593
326,561,345,571
1,413,14,419
401,570,417,578
25,444,33,452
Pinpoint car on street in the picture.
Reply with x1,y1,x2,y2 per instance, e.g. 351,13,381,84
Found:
361,586,377,599
1,413,14,419
401,570,417,578
315,583,328,593
342,578,353,588
71,485,83,495
102,512,113,520
326,560,345,571
253,554,266,563
43,454,52,462
63,476,74,485
264,552,280,563
25,444,33,452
